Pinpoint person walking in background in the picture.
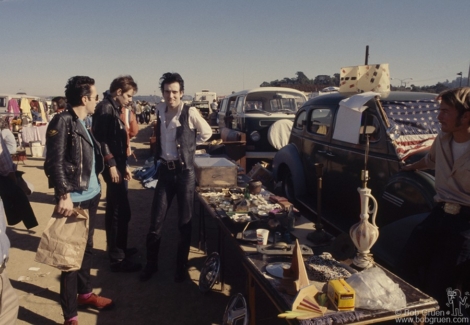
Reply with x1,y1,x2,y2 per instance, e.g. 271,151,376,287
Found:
400,87,470,314
142,101,151,124
48,96,67,121
30,100,43,123
140,72,212,282
0,119,17,154
210,99,218,115
0,135,20,325
52,96,67,114
135,100,143,124
92,75,142,273
44,76,113,325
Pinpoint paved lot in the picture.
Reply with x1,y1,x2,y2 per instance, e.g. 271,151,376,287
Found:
7,123,284,325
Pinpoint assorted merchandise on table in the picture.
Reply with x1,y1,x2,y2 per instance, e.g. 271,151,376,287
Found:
199,185,408,322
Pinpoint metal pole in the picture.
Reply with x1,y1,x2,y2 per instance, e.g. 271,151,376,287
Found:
467,63,470,86
365,45,369,65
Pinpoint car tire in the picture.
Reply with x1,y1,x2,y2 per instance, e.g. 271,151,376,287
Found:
282,168,296,203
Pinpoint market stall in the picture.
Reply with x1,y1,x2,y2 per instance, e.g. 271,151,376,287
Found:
193,158,439,324
21,123,48,146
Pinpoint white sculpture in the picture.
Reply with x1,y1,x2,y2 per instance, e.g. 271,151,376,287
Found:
350,178,379,268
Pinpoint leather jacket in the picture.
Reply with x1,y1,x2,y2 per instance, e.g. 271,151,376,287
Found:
92,95,128,168
44,107,104,198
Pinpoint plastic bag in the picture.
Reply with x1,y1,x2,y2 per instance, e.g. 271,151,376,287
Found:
345,267,406,311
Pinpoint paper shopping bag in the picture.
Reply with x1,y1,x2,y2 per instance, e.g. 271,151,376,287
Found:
35,208,89,271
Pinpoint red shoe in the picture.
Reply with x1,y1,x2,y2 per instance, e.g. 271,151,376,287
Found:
77,293,114,310
64,320,78,325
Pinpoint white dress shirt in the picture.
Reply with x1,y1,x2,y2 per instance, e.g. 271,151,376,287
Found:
157,102,212,161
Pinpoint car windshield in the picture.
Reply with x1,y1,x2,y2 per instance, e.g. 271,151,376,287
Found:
243,92,306,114
270,98,295,113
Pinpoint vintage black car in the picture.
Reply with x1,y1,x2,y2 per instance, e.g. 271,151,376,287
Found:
272,91,440,267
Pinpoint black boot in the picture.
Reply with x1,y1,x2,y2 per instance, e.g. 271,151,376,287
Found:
174,224,191,283
140,232,160,282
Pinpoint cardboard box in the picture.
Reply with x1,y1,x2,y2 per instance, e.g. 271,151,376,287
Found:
29,141,44,157
194,157,237,188
327,279,355,311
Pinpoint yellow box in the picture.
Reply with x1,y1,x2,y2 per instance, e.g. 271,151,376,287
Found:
327,279,355,311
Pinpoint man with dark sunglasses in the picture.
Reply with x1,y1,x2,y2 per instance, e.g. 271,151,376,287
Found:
45,76,113,325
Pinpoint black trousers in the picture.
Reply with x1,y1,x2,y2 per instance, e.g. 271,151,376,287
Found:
103,166,131,262
60,193,100,320
398,205,470,314
146,164,195,269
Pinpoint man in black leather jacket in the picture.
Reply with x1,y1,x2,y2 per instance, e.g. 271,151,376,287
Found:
44,76,113,325
92,75,142,272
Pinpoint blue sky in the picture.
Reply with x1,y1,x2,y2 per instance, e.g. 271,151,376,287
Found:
1,0,469,97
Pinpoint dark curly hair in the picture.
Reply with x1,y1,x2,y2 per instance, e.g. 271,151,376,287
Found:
159,72,184,93
65,76,95,107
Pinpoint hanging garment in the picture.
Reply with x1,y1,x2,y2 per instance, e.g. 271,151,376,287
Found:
7,99,20,115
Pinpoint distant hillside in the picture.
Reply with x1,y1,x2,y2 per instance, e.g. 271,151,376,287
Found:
133,94,193,104
133,95,162,104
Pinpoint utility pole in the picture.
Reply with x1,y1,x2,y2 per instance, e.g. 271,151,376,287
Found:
457,72,463,87
468,62,470,86
365,45,369,65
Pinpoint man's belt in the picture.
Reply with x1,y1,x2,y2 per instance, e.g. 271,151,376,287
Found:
439,202,470,215
161,159,181,170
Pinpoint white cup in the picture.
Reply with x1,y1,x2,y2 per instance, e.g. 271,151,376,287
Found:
256,229,269,245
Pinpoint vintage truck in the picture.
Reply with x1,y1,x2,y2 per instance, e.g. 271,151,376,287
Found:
272,91,439,267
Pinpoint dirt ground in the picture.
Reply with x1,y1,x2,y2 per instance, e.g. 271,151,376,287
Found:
7,123,286,325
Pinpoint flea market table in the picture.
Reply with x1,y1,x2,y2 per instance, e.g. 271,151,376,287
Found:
195,186,439,325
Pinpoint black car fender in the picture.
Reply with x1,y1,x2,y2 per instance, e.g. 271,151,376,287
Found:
272,143,306,197
374,212,429,269
379,169,435,227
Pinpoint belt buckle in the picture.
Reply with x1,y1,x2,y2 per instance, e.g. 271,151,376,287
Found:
444,203,461,215
167,160,176,170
